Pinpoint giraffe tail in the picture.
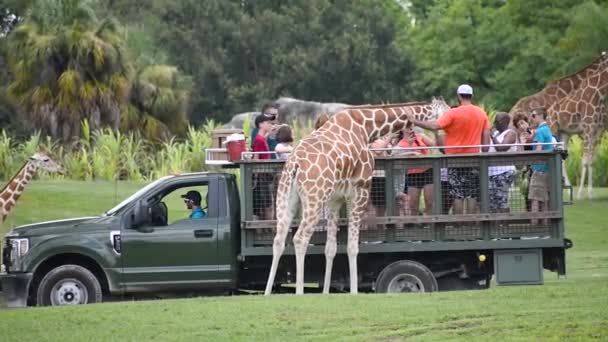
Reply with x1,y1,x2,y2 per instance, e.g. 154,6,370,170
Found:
275,159,300,226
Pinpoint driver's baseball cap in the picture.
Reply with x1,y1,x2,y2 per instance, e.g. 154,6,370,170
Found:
181,190,202,204
456,84,473,96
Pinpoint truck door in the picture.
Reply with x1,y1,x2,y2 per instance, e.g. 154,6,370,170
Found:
120,177,223,291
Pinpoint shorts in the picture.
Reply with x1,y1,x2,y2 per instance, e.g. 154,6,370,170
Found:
489,170,515,210
253,173,274,213
528,171,550,202
448,167,480,200
371,177,386,206
405,169,433,189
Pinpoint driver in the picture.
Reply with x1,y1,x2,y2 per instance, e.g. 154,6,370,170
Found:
181,190,206,219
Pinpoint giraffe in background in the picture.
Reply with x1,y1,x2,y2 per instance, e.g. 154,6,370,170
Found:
547,59,608,198
1,153,63,224
510,52,608,117
264,100,448,296
509,51,608,189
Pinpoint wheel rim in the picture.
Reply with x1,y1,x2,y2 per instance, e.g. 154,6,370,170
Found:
386,274,425,293
50,278,88,305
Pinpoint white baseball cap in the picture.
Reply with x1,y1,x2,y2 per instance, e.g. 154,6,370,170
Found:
456,84,473,95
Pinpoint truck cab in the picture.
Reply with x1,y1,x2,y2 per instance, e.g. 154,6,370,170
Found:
2,172,241,307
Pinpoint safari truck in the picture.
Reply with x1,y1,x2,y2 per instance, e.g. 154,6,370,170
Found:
1,141,572,307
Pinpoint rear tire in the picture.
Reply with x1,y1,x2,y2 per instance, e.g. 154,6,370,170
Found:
36,265,102,306
375,260,438,293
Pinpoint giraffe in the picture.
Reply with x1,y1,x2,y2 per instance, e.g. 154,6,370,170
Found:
546,60,608,199
264,99,449,296
510,51,608,117
1,153,63,224
509,51,608,189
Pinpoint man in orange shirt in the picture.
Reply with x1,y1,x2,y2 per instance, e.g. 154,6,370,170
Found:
408,84,491,214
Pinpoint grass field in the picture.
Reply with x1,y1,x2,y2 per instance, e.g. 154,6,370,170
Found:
0,182,607,341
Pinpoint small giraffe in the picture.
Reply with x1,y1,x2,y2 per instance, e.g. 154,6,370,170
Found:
547,60,608,199
264,100,448,295
510,51,608,117
1,153,63,224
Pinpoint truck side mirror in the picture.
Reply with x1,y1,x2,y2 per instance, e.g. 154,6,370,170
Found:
131,200,149,230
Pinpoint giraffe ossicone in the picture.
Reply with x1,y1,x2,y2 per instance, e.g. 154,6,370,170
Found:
1,152,62,224
264,99,448,296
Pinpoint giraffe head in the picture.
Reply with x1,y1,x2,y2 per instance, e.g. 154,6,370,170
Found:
430,96,450,119
28,152,63,174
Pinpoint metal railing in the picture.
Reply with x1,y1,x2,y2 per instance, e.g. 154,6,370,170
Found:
237,149,565,249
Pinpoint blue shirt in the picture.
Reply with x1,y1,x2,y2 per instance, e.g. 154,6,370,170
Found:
531,122,554,173
190,207,206,219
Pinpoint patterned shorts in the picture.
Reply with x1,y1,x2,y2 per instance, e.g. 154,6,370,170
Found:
489,170,515,210
448,167,480,200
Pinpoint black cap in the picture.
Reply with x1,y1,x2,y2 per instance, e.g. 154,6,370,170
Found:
255,114,274,128
181,190,202,205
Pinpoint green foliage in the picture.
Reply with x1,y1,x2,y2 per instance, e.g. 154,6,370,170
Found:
565,134,608,186
557,1,608,74
4,0,132,142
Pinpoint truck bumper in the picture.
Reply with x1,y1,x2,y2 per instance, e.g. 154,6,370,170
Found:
0,272,33,308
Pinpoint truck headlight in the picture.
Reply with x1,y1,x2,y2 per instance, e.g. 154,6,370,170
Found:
10,238,29,260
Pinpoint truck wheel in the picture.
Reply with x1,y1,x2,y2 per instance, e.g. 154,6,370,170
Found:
375,260,438,293
36,265,102,306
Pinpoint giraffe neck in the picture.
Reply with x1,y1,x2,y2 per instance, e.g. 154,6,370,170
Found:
333,105,414,143
1,162,37,224
411,103,438,122
547,54,607,93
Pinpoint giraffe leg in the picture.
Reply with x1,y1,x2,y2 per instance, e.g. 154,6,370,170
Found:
560,134,572,188
264,171,300,296
577,160,587,199
293,200,323,295
588,162,593,199
347,186,369,295
323,201,342,294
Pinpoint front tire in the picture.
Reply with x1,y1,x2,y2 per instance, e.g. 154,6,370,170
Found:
36,265,102,306
375,260,438,293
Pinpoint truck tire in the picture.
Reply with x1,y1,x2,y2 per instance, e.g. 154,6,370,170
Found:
36,264,103,306
375,260,438,293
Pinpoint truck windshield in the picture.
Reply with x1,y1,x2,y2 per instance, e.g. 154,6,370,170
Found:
104,176,174,216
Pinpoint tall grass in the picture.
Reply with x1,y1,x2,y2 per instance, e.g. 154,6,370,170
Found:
1,120,608,186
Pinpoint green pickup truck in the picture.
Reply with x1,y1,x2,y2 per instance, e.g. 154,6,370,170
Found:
1,150,572,307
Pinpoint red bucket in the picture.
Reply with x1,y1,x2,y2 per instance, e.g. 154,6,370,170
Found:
227,140,246,161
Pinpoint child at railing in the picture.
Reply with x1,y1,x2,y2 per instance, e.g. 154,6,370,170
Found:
274,125,294,160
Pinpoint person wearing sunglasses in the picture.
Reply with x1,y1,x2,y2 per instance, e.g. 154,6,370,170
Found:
528,107,554,225
181,190,206,219
250,103,280,158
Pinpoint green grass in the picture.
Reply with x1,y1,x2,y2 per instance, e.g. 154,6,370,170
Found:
0,182,607,341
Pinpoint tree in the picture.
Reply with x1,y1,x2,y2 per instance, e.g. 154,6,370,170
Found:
409,0,592,110
558,1,608,74
123,64,191,141
5,0,132,142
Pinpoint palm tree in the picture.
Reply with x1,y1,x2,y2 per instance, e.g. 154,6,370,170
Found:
119,25,191,142
5,0,132,142
123,64,191,142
